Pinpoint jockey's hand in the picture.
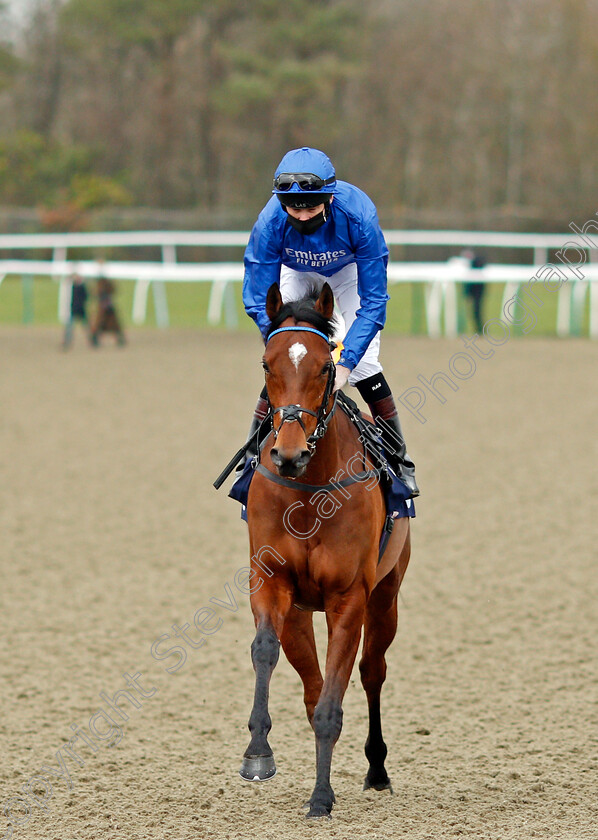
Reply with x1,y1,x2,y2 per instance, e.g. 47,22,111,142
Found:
334,364,351,392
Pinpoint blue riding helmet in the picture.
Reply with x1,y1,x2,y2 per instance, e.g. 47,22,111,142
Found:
273,147,336,208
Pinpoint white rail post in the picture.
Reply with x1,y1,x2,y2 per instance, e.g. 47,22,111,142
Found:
54,246,70,323
152,281,170,328
154,243,174,328
590,250,598,338
556,283,572,337
132,280,150,324
207,280,226,325
223,281,239,328
443,280,458,338
571,281,588,335
501,281,520,314
590,280,598,339
425,281,442,338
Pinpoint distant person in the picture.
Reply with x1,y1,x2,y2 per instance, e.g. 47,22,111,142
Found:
62,269,91,349
90,274,126,346
461,249,487,333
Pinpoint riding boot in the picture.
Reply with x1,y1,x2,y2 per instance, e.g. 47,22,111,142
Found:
236,386,270,472
355,373,420,498
372,409,419,497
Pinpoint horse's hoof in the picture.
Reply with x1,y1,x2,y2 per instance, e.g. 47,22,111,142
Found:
305,805,332,820
306,804,332,819
304,787,335,818
363,775,393,794
239,754,276,781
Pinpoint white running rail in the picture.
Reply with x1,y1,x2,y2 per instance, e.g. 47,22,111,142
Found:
0,230,596,337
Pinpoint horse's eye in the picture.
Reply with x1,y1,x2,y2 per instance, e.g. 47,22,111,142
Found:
321,362,332,376
262,361,270,374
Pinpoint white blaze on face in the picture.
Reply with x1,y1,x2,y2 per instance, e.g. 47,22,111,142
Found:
288,342,308,371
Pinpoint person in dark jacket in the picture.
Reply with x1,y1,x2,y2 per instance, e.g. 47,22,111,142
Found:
462,249,487,332
242,146,418,497
62,270,91,349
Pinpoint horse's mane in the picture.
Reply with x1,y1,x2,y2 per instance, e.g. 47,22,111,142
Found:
266,287,337,339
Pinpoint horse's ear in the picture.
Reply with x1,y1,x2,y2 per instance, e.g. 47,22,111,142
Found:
266,283,283,322
315,282,334,321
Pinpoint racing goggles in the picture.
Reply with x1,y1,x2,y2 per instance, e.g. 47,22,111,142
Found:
273,172,336,192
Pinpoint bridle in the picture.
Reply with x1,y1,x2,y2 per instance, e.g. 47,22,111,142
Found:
266,325,338,454
212,324,381,497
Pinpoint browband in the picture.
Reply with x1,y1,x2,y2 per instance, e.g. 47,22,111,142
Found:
267,326,334,345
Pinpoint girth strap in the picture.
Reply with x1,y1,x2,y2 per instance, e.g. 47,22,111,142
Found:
255,463,380,493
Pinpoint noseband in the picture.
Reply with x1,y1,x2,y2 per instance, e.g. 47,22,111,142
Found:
266,326,338,453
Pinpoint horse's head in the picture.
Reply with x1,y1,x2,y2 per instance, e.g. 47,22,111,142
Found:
263,283,337,478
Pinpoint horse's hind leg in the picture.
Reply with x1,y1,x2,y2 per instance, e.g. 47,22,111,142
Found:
280,607,323,726
359,564,400,793
240,585,292,782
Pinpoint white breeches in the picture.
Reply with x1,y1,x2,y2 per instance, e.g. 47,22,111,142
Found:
279,263,383,385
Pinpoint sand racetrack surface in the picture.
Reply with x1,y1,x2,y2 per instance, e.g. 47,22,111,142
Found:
1,326,596,840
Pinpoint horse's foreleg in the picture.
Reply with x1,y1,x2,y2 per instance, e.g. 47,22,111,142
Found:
359,565,400,793
280,608,323,726
306,593,366,818
240,586,291,782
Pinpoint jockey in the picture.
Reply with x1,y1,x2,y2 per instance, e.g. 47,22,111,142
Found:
242,146,419,497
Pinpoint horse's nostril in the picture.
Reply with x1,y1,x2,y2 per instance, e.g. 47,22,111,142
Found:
297,450,311,465
270,448,312,478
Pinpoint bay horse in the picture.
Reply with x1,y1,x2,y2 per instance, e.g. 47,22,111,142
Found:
240,282,411,818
